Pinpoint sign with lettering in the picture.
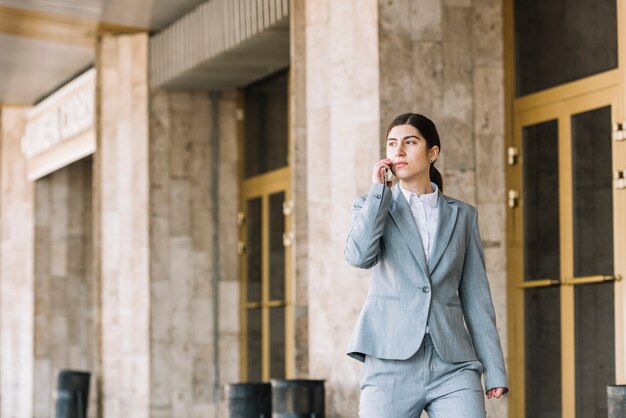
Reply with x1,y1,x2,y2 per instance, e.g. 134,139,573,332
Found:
21,68,96,181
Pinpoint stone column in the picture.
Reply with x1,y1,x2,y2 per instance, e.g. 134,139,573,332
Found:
0,106,35,418
95,33,150,417
378,0,508,416
304,1,381,415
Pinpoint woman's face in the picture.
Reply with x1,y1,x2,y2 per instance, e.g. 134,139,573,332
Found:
386,124,438,182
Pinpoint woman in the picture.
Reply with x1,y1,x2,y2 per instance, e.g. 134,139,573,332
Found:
345,113,508,417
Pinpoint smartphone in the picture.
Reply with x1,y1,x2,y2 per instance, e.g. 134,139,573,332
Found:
384,167,394,183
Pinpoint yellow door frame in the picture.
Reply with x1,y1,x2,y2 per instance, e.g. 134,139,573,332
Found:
506,1,626,416
508,71,624,418
236,77,294,383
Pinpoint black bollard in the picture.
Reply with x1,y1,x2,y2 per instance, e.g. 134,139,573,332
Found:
608,385,626,418
271,379,325,418
55,370,90,418
226,382,272,418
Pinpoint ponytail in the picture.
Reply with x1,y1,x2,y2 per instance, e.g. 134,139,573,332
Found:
430,164,444,192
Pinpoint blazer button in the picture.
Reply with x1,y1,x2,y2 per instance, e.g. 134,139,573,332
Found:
376,194,381,199
422,286,430,293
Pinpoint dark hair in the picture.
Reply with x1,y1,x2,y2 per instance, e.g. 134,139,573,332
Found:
385,113,443,192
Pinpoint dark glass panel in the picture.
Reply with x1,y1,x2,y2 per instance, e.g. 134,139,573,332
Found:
515,0,617,96
572,106,615,418
572,106,613,277
525,287,562,418
523,120,560,281
269,192,285,301
246,308,262,382
575,283,615,418
269,307,286,378
247,197,262,302
244,70,289,178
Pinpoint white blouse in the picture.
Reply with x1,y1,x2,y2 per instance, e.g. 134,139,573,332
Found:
400,182,439,262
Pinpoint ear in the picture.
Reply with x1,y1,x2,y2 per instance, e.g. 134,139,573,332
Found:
429,145,440,162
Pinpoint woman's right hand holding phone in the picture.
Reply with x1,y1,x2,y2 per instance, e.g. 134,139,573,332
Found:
372,159,393,187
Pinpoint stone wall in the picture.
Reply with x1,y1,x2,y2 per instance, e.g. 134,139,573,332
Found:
33,158,95,418
0,106,35,418
304,1,381,416
215,91,241,416
302,0,508,416
149,90,215,417
148,89,240,417
378,0,508,416
96,33,151,417
290,0,309,378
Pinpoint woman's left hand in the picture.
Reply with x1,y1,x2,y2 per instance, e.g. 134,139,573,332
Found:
486,387,506,399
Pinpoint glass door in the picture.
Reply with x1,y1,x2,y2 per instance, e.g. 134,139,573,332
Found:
238,70,292,382
510,82,623,418
240,170,291,381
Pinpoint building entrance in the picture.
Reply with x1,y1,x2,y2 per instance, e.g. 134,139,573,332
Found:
507,0,626,416
238,70,293,382
509,75,623,417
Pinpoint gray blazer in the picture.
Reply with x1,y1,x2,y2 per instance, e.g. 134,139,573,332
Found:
345,183,508,392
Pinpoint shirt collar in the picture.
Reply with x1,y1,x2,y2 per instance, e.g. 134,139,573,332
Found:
400,182,439,209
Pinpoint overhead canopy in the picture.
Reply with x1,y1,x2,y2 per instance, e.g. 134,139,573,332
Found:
0,0,207,104
149,0,290,90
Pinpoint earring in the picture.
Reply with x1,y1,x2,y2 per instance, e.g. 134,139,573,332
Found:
430,159,434,163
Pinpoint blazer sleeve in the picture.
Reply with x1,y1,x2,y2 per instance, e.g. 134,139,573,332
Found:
344,184,392,269
459,208,509,394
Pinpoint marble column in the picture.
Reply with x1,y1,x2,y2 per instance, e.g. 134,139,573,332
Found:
304,1,381,415
378,0,508,416
95,33,151,417
0,106,35,418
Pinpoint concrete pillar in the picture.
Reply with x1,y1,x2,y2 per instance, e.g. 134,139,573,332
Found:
303,0,508,416
0,106,35,418
378,1,508,416
304,1,381,415
95,33,150,417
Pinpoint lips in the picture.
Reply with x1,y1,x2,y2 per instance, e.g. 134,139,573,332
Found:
393,162,408,169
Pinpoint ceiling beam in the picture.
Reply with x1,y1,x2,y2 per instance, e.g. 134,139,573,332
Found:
0,5,145,48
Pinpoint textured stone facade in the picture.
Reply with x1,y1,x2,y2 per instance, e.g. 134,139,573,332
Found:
302,0,509,416
33,159,95,418
378,0,509,417
148,89,240,417
149,90,216,418
290,0,309,378
0,2,511,417
0,106,35,418
96,33,151,417
304,1,381,416
215,91,241,395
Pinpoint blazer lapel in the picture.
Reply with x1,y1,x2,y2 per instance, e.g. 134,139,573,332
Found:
389,185,430,278
428,193,458,273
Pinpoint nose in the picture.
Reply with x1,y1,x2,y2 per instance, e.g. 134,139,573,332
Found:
395,143,405,157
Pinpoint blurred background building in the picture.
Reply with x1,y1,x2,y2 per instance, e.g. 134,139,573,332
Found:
0,0,624,417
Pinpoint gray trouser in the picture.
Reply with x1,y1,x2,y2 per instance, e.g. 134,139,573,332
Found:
359,334,486,418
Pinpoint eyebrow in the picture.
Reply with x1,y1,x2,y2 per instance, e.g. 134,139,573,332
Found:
387,135,420,141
